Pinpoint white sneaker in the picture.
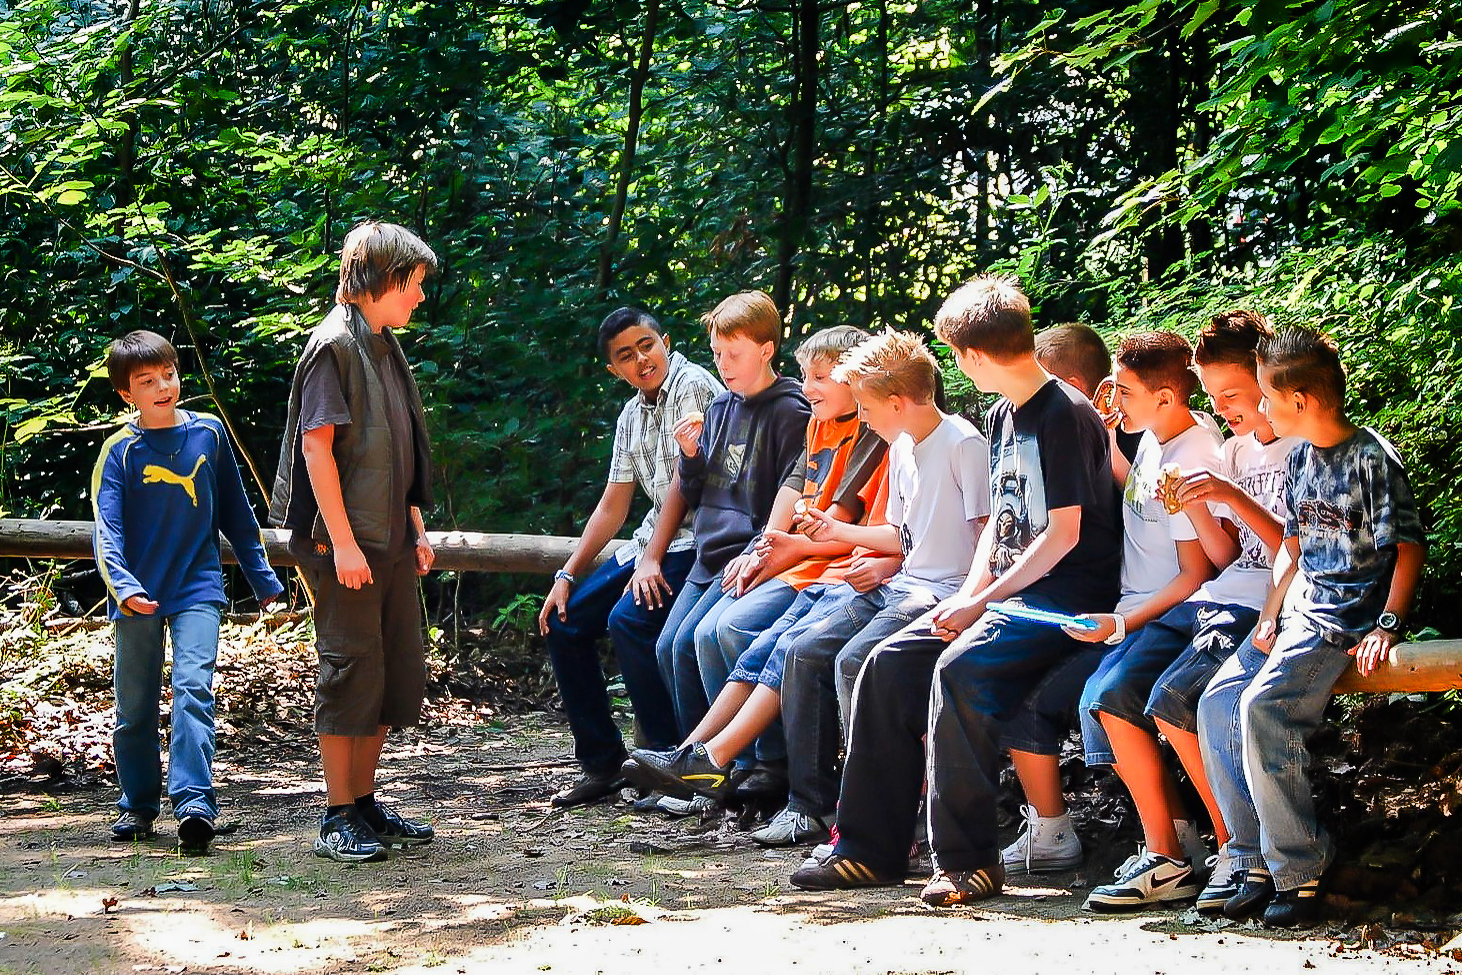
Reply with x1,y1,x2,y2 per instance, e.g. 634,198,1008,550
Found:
750,807,831,847
1174,819,1210,873
1001,804,1083,874
1084,847,1197,912
799,842,836,871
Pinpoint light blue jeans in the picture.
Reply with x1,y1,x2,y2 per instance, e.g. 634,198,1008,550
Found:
1197,617,1351,891
113,603,223,821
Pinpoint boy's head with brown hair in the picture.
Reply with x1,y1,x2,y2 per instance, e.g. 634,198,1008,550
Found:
701,290,782,349
933,275,1034,361
833,329,940,443
1256,325,1348,438
1112,330,1198,434
1194,309,1274,369
1034,323,1112,398
106,329,179,395
1194,309,1275,440
336,221,439,306
702,290,783,396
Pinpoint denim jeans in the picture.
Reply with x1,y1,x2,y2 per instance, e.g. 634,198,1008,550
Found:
113,603,223,821
655,578,728,738
1199,617,1351,889
697,580,798,697
544,551,691,775
834,594,1084,874
1197,638,1267,873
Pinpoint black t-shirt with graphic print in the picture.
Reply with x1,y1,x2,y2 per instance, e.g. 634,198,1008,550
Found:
984,378,1122,612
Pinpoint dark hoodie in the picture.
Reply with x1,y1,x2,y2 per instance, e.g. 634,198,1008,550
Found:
679,375,811,585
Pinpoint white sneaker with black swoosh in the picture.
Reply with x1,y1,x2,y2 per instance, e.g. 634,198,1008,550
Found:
1083,848,1197,912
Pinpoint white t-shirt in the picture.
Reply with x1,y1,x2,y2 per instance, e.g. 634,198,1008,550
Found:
884,413,992,599
1194,434,1302,610
1116,417,1224,614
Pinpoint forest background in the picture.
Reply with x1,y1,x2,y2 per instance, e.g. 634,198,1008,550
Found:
2,0,1460,634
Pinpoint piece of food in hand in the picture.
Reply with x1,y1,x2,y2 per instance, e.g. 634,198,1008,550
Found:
1094,377,1117,415
684,410,704,425
792,498,820,534
1155,463,1185,514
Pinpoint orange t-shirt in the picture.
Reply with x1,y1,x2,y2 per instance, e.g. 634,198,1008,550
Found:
777,415,889,590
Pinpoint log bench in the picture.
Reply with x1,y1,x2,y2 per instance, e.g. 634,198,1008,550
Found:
3,518,1457,692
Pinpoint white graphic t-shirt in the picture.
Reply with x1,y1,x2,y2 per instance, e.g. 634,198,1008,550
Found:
1193,433,1301,610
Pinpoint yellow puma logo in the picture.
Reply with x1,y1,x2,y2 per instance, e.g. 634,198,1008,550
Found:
142,454,207,507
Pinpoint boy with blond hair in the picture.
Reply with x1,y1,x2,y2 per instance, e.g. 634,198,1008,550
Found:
270,221,439,862
94,331,282,853
1198,326,1424,927
656,291,810,737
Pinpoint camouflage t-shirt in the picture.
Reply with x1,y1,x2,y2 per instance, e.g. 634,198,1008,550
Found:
1283,427,1424,636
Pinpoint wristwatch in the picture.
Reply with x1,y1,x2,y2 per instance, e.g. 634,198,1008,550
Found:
1103,614,1127,646
1376,611,1401,634
553,568,576,586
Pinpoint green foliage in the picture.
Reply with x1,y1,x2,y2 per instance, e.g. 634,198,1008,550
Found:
2,0,1460,629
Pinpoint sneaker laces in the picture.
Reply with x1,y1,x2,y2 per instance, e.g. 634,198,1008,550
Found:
1113,844,1148,880
1015,803,1039,873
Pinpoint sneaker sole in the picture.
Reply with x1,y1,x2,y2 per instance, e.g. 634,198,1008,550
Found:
1195,890,1239,914
1002,852,1084,875
111,829,156,842
378,834,434,847
313,837,387,863
751,825,830,847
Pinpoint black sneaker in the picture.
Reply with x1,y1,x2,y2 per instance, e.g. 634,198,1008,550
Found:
176,815,216,854
790,852,904,891
621,745,692,798
364,801,435,846
1263,877,1324,928
1222,868,1275,920
551,769,628,808
314,807,387,863
1195,852,1242,915
733,760,789,802
619,748,731,801
110,809,156,842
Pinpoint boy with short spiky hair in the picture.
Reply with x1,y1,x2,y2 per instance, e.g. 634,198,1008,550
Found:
270,220,440,863
94,330,282,853
1198,325,1424,927
535,307,722,809
655,290,810,738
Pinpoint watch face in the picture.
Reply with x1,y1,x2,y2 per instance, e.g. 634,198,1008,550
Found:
1378,612,1400,631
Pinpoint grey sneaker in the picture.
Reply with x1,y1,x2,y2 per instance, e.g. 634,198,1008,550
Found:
1000,804,1083,874
750,807,831,847
655,794,717,818
1196,847,1242,915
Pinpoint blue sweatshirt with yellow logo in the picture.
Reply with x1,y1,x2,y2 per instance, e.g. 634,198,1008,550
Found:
91,411,282,619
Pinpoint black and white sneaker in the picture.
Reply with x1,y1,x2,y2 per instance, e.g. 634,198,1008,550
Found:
1084,848,1197,912
364,801,434,846
624,743,735,802
314,807,387,863
1196,849,1242,914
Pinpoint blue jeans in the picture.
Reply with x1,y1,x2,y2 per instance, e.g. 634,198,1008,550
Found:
1197,638,1267,874
544,551,691,775
1078,601,1255,767
113,603,223,821
655,578,729,738
697,580,798,696
1235,618,1351,890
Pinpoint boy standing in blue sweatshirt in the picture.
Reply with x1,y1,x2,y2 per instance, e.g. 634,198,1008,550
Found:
656,290,811,737
92,330,282,853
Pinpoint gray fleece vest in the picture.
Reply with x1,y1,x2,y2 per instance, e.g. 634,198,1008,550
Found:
268,304,434,549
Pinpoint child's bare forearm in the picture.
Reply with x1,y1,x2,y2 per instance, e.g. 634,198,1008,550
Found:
1383,541,1426,621
300,432,356,551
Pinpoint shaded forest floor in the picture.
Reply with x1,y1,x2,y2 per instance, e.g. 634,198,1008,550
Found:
4,612,1462,974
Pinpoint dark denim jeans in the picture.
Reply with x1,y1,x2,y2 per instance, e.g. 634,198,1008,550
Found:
544,550,691,775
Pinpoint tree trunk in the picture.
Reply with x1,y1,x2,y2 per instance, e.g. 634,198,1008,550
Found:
596,0,662,300
116,0,142,207
1127,10,1183,280
773,0,819,317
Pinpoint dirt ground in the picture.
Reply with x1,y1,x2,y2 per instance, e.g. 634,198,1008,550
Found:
4,713,1461,975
